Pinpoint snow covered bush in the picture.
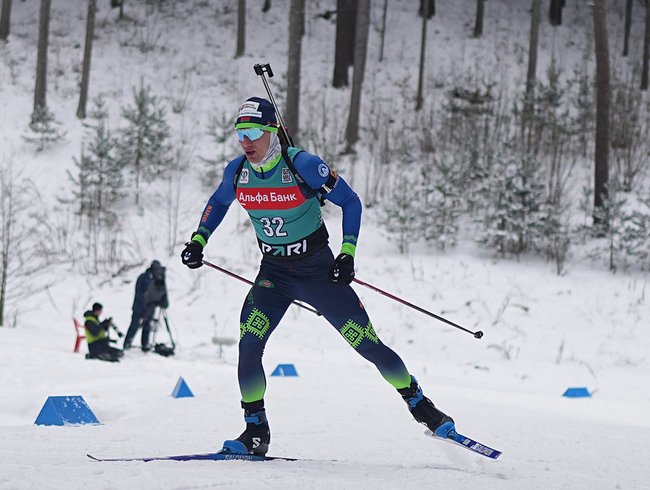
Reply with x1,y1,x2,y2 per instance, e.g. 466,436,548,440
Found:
475,153,549,258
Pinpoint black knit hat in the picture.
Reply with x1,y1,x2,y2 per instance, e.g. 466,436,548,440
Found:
235,97,277,129
92,302,103,311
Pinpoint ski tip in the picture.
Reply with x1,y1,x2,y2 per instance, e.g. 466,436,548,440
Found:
87,454,101,461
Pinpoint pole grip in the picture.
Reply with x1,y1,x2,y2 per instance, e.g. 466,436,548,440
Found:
254,63,273,77
253,63,294,146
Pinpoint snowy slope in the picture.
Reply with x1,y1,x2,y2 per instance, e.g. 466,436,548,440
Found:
1,250,649,489
1,0,649,489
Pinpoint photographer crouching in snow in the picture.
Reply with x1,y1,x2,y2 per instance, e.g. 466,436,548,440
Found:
84,302,124,362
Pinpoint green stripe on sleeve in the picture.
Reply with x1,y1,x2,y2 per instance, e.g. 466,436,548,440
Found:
192,234,207,247
340,243,356,257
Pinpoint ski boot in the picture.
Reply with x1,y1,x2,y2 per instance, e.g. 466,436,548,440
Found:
221,399,271,456
398,376,455,438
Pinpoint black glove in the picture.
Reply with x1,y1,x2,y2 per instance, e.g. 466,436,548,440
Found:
100,318,112,329
181,241,204,269
329,253,355,285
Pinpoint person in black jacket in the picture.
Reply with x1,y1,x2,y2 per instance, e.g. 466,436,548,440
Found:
123,260,169,351
85,302,124,362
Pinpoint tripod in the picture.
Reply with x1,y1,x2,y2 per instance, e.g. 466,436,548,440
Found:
150,307,176,356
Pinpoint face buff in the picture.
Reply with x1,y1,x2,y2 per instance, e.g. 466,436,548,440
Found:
249,132,281,170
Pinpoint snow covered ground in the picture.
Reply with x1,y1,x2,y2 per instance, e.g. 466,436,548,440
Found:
1,242,648,489
1,0,649,489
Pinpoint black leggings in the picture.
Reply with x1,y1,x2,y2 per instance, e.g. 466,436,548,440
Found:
238,247,412,403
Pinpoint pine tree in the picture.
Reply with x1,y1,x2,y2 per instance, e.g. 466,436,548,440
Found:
540,206,571,275
200,112,236,188
117,80,173,204
381,167,421,254
22,104,65,151
591,187,650,272
67,96,124,271
476,154,548,258
570,66,593,159
622,197,650,268
421,157,462,251
83,96,124,221
68,96,124,222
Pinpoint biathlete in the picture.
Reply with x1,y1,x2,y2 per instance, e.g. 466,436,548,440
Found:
181,97,454,455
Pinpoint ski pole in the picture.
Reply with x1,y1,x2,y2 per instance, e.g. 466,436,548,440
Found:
352,277,484,339
202,259,321,316
253,63,294,146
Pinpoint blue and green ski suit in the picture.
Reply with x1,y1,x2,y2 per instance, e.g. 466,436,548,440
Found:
193,148,413,402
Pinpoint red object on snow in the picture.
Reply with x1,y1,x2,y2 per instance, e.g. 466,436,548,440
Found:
73,318,86,353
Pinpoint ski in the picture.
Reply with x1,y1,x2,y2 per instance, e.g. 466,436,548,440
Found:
87,452,298,463
87,428,501,463
426,428,502,460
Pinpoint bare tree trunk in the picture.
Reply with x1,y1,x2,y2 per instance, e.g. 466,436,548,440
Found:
0,0,12,41
623,0,633,57
77,0,97,119
116,0,125,19
332,0,356,87
418,0,435,18
135,131,142,206
0,248,6,325
34,0,52,114
549,0,564,26
110,0,125,19
415,0,429,111
592,0,610,228
642,0,650,90
286,0,304,139
473,0,484,38
344,0,370,152
523,0,541,145
0,163,9,326
378,0,388,62
235,0,245,58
